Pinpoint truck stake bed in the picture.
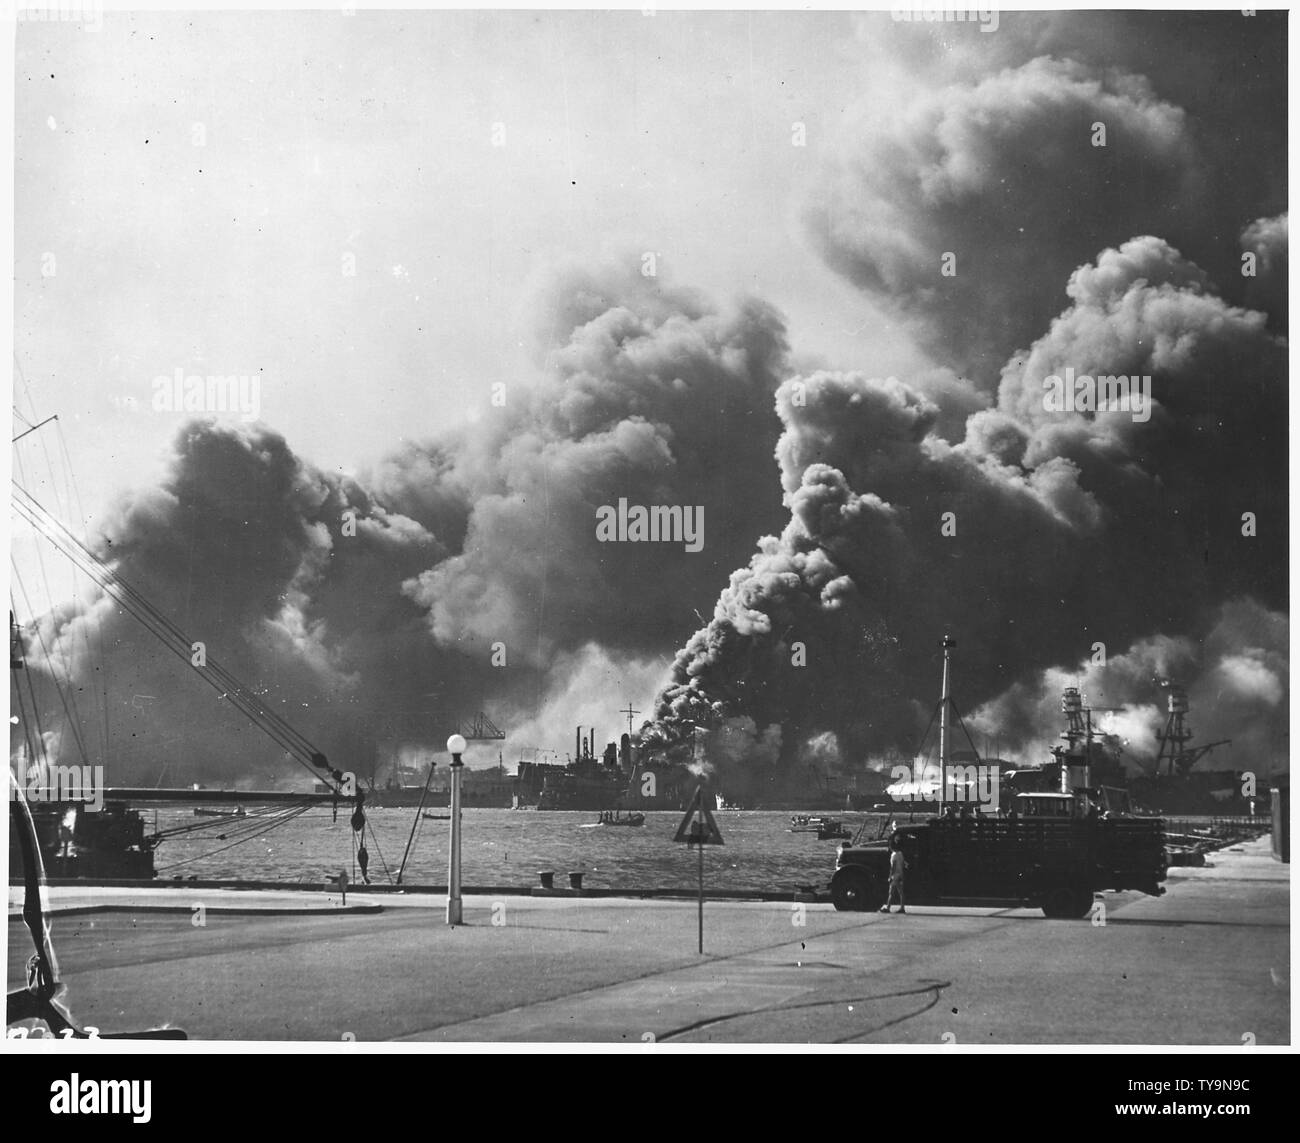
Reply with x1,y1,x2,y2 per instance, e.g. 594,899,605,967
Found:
831,809,1167,919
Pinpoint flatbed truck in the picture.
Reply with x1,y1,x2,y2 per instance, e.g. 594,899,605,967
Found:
830,793,1167,918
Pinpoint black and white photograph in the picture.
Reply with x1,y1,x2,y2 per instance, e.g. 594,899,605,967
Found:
4,2,1290,1062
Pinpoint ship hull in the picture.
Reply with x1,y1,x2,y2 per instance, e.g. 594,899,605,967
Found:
10,800,157,882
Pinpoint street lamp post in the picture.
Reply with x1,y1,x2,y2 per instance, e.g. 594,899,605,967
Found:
446,733,467,926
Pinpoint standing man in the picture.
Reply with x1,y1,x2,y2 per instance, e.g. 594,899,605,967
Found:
879,834,907,914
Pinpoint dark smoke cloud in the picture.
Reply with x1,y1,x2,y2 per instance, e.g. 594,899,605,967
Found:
16,421,449,785
1240,213,1288,337
401,264,790,666
808,55,1199,380
969,599,1288,776
16,266,792,783
816,12,1286,384
16,16,1287,792
649,16,1286,779
656,235,1287,774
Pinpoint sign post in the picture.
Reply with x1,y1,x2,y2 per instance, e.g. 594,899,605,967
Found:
696,829,705,953
673,785,724,954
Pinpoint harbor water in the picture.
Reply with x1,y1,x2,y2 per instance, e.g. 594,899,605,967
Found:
145,808,906,892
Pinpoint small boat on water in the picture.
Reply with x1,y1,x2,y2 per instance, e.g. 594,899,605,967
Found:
193,807,247,818
594,810,645,827
422,812,451,820
789,815,827,833
790,815,851,839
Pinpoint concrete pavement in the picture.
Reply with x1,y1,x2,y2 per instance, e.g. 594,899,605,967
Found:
7,837,1288,1043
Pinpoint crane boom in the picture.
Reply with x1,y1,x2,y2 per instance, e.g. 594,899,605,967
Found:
12,482,349,794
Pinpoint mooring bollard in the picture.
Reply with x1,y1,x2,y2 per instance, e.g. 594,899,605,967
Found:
538,870,555,890
568,871,584,890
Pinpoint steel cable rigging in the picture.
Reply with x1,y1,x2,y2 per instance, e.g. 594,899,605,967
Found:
12,481,349,793
13,478,383,875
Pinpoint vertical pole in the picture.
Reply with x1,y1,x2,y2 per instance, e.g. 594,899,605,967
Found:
939,635,952,812
447,752,463,925
697,835,704,954
397,756,438,885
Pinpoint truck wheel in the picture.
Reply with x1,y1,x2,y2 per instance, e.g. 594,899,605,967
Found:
831,868,882,912
1042,886,1095,919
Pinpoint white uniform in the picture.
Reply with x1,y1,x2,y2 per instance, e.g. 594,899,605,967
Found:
883,847,906,911
889,849,905,886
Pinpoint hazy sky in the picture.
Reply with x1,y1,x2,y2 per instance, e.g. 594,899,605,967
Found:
14,8,918,526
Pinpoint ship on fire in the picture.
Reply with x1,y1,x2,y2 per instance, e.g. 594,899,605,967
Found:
513,725,708,812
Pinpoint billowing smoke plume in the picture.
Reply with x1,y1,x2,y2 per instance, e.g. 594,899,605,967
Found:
14,264,790,784
655,15,1287,779
15,14,1287,792
399,265,789,664
823,11,1287,366
810,55,1199,380
17,422,445,785
656,233,1287,776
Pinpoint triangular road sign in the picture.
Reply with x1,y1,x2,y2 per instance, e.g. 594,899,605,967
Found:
673,785,724,845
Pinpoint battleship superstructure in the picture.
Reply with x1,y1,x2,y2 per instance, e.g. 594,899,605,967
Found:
1003,685,1249,815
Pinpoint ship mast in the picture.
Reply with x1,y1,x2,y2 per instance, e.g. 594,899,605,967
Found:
620,702,641,739
939,634,954,811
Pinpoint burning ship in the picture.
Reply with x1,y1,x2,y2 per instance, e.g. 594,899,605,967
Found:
353,711,706,812
513,725,708,812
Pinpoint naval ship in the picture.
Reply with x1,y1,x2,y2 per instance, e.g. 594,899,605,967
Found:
514,725,709,811
1002,685,1257,816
